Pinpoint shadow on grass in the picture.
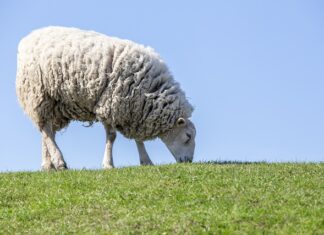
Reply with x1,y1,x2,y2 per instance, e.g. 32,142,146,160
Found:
196,160,267,165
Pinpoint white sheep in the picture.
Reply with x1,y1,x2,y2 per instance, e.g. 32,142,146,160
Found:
16,26,196,170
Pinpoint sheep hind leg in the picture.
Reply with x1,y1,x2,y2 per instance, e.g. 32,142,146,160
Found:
102,124,116,169
41,123,67,170
135,141,153,166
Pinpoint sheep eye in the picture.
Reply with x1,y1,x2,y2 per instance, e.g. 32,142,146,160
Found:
184,133,191,144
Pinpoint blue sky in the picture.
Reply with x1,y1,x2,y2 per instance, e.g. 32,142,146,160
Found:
0,1,323,171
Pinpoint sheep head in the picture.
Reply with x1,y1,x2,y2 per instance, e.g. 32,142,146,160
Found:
160,117,196,163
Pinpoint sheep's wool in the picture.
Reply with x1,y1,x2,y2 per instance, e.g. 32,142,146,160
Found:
16,26,193,140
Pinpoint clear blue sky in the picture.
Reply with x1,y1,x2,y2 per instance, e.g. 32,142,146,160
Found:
0,1,323,171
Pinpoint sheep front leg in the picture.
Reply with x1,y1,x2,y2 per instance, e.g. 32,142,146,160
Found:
41,137,55,171
135,141,153,166
102,124,116,169
41,124,67,170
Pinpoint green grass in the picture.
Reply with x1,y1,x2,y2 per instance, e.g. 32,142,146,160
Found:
0,163,323,234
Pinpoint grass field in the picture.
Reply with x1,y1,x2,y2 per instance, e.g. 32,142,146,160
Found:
0,163,323,234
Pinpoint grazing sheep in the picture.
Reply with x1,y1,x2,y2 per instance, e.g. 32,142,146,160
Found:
16,26,196,170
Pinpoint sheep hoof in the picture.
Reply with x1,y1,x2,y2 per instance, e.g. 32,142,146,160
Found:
103,164,114,170
56,163,68,170
140,161,154,166
41,162,55,171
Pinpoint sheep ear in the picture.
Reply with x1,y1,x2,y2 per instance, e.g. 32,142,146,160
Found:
176,117,186,127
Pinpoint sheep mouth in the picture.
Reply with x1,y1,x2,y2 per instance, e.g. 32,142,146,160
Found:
178,156,192,163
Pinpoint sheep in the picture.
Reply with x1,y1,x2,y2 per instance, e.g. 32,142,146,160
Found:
16,26,196,170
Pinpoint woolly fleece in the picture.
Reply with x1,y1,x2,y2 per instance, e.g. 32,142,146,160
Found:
16,26,193,140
